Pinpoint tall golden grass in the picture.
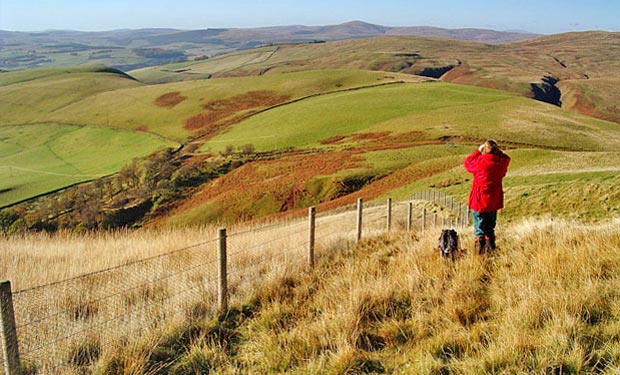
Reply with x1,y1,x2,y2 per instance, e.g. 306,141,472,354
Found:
2,205,619,374
0,202,399,374
114,217,619,374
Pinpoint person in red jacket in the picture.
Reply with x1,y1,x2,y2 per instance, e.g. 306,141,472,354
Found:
464,139,510,253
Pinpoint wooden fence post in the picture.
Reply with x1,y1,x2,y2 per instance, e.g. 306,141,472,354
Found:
308,207,316,268
386,198,392,232
0,280,20,375
217,228,228,313
407,202,413,232
422,208,427,231
356,198,363,243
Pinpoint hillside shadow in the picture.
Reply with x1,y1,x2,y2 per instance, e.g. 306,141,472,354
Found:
531,75,562,106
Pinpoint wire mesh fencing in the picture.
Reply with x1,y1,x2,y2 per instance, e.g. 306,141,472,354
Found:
1,192,469,375
411,189,470,229
11,239,220,375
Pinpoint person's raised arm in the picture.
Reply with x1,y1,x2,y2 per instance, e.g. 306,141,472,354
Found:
464,145,484,173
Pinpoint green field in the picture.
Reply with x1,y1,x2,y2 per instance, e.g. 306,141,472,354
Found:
383,148,620,222
2,68,422,142
0,66,423,208
2,43,620,226
0,123,176,207
203,82,620,153
132,32,620,127
0,66,142,125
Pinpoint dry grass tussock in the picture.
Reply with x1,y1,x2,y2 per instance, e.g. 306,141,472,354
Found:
0,204,390,374
2,215,620,374
217,218,620,375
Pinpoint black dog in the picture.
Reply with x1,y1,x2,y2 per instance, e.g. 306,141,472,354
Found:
438,229,459,260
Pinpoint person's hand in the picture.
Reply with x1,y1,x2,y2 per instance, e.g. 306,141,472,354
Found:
478,144,485,152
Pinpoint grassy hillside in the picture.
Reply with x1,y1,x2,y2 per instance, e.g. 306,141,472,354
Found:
0,66,142,125
131,33,620,126
0,66,179,207
0,66,424,212
19,69,424,142
0,123,176,207
4,216,619,374
156,81,620,227
383,149,620,223
203,82,620,153
144,219,620,374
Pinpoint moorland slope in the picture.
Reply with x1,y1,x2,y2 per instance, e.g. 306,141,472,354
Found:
132,32,620,124
1,31,619,230
0,21,537,70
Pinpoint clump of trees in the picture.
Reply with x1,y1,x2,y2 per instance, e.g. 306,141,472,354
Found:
0,145,256,233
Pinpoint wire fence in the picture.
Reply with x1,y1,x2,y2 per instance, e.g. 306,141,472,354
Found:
411,189,471,229
1,192,469,375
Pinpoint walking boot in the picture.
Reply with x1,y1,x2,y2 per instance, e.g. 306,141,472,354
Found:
486,236,496,250
474,238,487,254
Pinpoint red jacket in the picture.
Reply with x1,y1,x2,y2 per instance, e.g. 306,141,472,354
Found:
464,149,510,213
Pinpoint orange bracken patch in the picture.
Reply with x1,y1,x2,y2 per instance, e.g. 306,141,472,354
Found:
155,92,187,108
316,156,461,212
160,151,363,223
202,90,290,112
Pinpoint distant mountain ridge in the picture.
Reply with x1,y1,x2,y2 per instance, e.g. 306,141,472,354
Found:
0,21,540,71
1,20,538,47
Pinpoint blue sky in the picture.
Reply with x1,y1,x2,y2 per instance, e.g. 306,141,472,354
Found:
1,0,618,34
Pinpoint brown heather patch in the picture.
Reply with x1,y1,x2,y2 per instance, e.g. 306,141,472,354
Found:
350,131,392,141
320,131,424,147
154,92,187,108
183,90,291,133
202,91,289,111
135,125,149,132
183,113,222,132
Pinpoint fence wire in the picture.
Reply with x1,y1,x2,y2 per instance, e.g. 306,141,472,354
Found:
411,190,470,229
3,192,467,375
12,239,219,375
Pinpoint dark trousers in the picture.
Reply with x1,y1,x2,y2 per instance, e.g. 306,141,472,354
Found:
471,210,497,240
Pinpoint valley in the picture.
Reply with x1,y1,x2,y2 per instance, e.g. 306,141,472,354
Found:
1,23,620,375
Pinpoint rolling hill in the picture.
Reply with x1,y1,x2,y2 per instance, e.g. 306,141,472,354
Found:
156,80,620,227
0,66,179,207
1,30,620,231
0,67,423,209
3,26,620,375
132,32,620,125
0,21,537,71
